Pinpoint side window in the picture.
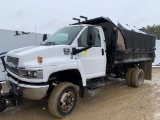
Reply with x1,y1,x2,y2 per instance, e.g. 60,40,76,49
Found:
78,28,101,47
93,29,101,47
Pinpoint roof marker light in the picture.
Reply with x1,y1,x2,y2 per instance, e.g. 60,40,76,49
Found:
114,27,117,31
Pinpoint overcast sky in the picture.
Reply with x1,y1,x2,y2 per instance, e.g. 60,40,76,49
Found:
0,0,160,34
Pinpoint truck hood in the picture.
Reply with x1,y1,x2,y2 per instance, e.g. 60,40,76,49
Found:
7,45,72,67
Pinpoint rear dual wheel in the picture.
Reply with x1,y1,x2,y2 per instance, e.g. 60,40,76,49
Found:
125,68,135,86
125,68,144,87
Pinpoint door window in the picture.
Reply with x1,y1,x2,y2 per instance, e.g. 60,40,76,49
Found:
78,28,101,47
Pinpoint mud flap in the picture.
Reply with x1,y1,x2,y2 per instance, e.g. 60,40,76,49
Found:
82,86,90,99
140,62,152,80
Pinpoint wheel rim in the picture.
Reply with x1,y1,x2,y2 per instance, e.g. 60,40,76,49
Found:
59,89,75,112
138,72,143,85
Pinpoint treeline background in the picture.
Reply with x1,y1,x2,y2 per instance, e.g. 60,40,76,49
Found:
140,25,160,40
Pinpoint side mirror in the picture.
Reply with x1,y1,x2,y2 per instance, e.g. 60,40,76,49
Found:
87,26,95,46
43,34,48,42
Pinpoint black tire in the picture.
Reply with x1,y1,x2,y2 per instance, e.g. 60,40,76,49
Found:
48,82,78,118
125,68,135,86
0,99,6,112
131,69,144,87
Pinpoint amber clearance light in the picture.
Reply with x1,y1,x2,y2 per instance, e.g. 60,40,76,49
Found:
37,56,43,63
114,27,117,31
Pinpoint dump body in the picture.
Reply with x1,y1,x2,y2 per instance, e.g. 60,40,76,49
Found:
116,29,156,64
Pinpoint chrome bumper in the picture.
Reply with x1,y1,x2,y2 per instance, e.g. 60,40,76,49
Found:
4,75,49,100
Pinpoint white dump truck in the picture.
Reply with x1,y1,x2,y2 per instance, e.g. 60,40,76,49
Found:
0,16,156,118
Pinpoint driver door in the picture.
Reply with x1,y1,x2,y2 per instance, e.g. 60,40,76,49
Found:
77,27,106,79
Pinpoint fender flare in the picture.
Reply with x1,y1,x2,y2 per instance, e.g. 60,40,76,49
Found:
43,63,86,86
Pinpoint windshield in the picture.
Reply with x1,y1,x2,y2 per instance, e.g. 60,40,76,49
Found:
42,26,83,45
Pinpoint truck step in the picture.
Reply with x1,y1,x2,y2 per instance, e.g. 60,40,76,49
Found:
86,77,111,90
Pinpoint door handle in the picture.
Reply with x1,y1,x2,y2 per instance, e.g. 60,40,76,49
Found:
102,49,104,56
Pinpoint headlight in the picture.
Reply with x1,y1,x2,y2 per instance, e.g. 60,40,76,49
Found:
33,71,37,77
27,71,37,77
19,68,43,79
28,71,31,75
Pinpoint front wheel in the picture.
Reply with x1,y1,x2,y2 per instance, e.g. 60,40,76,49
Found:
48,82,78,118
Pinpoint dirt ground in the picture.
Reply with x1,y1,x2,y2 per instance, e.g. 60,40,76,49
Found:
0,68,160,120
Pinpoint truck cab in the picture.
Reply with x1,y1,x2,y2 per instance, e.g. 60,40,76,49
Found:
5,25,106,87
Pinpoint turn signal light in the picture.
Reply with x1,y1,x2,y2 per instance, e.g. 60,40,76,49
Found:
37,56,43,63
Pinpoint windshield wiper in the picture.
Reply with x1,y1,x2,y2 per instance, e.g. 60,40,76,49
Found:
42,42,57,46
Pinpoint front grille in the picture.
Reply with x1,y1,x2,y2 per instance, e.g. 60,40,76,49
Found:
6,64,19,75
7,56,19,65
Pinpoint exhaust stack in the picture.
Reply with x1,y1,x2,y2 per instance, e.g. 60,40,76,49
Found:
80,16,88,21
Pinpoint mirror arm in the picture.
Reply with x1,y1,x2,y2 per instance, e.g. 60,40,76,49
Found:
72,46,92,55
